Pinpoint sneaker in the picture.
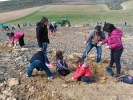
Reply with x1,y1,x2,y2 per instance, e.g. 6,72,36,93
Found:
26,74,29,78
45,62,54,67
114,74,121,78
97,62,102,66
48,76,54,80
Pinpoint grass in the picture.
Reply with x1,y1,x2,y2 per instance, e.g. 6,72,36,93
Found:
3,5,133,25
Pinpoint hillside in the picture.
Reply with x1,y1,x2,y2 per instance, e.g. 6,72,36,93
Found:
0,0,129,13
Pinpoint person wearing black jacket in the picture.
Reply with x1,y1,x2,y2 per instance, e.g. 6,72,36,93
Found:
26,51,54,80
36,16,54,67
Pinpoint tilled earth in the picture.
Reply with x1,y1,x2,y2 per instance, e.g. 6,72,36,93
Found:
0,26,133,100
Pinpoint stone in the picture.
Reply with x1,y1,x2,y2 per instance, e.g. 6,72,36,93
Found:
2,90,13,96
0,94,7,100
62,84,68,88
0,77,5,83
8,78,19,87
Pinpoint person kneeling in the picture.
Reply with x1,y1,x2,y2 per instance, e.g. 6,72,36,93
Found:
56,51,70,76
26,51,54,80
72,57,92,84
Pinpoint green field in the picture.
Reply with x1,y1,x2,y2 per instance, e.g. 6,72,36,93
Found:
4,4,133,25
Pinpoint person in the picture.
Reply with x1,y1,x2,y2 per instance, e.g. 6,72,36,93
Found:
81,25,106,65
53,24,57,36
99,23,123,78
56,51,70,76
71,57,92,84
36,16,54,67
26,51,54,80
49,23,54,35
6,32,25,48
11,24,15,30
1,24,10,31
18,24,20,29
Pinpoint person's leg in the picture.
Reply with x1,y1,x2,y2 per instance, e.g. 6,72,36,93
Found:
109,50,115,68
58,70,68,76
42,42,50,64
18,36,24,47
21,35,25,46
38,61,53,77
81,76,92,83
27,61,37,77
81,43,94,60
114,48,123,74
66,70,70,75
96,46,102,63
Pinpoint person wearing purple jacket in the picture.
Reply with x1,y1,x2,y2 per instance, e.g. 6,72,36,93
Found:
56,51,70,76
99,23,123,78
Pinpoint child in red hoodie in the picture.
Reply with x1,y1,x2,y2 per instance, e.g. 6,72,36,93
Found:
72,57,92,84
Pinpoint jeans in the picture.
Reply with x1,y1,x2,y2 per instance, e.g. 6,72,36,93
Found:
77,76,92,83
109,48,123,74
42,42,50,64
82,42,102,63
27,60,53,77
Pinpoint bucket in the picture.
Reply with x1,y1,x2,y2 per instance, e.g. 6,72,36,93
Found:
106,67,113,76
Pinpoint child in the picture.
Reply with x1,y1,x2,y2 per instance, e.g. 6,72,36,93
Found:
49,23,54,35
7,32,25,48
56,51,70,76
26,51,54,80
72,57,92,84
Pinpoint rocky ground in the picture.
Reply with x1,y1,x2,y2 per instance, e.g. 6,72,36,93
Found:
0,25,133,100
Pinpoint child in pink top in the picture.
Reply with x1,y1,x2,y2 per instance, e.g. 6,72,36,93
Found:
7,32,25,48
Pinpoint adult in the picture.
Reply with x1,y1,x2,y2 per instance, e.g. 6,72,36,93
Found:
26,51,54,80
99,23,123,77
81,25,106,65
36,16,53,67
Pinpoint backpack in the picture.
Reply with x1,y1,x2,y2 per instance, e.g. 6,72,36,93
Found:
122,74,133,84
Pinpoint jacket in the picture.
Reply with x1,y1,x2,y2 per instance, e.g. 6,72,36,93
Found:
73,62,91,80
10,32,24,45
86,30,106,45
56,59,68,71
102,28,123,51
30,51,45,63
36,22,49,48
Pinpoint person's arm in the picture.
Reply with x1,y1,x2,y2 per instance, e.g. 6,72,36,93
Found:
86,30,93,43
102,38,108,45
108,36,122,49
73,67,84,80
36,26,42,48
10,36,14,45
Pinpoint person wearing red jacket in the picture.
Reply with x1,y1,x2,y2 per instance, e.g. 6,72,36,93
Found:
72,57,92,84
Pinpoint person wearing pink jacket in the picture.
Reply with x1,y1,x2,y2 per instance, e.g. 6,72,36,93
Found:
99,23,123,78
72,57,92,84
7,32,25,48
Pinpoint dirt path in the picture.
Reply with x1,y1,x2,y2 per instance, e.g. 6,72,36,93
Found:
0,6,43,23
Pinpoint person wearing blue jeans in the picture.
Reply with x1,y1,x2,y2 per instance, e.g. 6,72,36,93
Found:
81,26,105,65
42,42,49,64
26,51,54,80
82,43,102,63
36,17,53,67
